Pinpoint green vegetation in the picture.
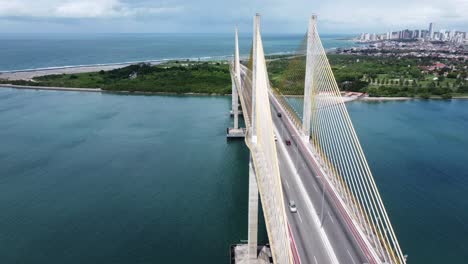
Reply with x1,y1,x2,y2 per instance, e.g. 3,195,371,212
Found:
0,61,232,95
267,54,468,98
328,54,468,98
1,55,467,98
267,56,306,95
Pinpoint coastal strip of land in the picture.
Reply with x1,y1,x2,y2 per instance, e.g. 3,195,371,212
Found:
0,61,233,95
1,54,467,99
0,64,137,81
0,84,102,92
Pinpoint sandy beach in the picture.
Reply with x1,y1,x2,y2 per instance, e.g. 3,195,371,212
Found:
0,62,164,81
0,64,131,81
360,96,412,101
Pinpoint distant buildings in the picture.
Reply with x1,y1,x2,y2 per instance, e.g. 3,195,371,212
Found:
358,22,468,44
429,23,434,39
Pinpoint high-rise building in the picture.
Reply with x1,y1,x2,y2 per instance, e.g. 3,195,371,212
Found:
421,30,429,39
364,33,370,41
429,22,434,39
401,29,412,39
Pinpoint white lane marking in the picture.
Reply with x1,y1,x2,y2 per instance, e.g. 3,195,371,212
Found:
274,125,340,264
328,211,335,224
314,256,318,264
347,250,357,264
297,211,303,223
285,180,290,189
313,184,318,192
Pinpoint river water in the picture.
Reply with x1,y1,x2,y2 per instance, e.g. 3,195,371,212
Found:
0,88,467,263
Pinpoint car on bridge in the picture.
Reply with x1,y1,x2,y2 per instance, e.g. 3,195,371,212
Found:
285,139,291,146
289,201,297,213
277,112,282,118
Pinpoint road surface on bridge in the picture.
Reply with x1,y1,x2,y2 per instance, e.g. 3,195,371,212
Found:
271,98,369,264
238,65,372,264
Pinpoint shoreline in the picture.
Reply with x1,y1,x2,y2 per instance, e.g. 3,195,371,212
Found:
0,84,227,97
0,62,165,81
0,49,339,81
360,96,412,101
0,52,298,81
2,84,467,100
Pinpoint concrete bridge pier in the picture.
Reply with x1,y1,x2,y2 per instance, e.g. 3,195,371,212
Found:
247,160,259,262
230,159,272,264
227,26,246,139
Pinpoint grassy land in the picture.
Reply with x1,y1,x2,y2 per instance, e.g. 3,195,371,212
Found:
0,61,232,95
2,55,467,98
267,54,468,98
328,55,468,98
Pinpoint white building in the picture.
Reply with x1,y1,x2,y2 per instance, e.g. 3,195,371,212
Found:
428,22,434,39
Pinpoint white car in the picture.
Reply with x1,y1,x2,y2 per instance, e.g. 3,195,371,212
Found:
289,201,297,213
274,134,278,141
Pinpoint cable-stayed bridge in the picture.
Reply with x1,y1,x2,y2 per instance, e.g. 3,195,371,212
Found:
228,14,406,264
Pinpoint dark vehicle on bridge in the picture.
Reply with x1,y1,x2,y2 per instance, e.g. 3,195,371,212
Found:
277,112,282,118
285,139,291,146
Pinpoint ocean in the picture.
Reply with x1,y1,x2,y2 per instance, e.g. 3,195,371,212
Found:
0,33,355,72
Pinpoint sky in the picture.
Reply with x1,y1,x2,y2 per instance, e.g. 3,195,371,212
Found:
0,0,467,34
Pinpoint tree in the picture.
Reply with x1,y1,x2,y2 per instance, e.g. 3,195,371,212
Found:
447,73,458,79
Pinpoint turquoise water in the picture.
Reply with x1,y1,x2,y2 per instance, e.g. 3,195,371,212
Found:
347,100,468,264
0,33,355,71
0,88,267,263
0,88,467,263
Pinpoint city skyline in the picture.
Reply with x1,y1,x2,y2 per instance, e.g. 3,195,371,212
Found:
0,0,466,33
359,22,468,44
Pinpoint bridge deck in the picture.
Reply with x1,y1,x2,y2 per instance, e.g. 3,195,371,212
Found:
271,92,370,264
236,64,377,264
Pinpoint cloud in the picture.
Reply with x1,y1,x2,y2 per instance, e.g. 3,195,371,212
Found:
54,0,119,18
0,0,466,33
0,0,182,18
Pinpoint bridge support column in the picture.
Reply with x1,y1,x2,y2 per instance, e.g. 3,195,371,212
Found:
302,15,317,141
247,159,259,262
232,80,239,129
251,13,260,143
227,27,245,139
232,27,240,129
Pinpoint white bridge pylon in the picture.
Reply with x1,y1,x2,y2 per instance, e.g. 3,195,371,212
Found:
232,14,295,264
